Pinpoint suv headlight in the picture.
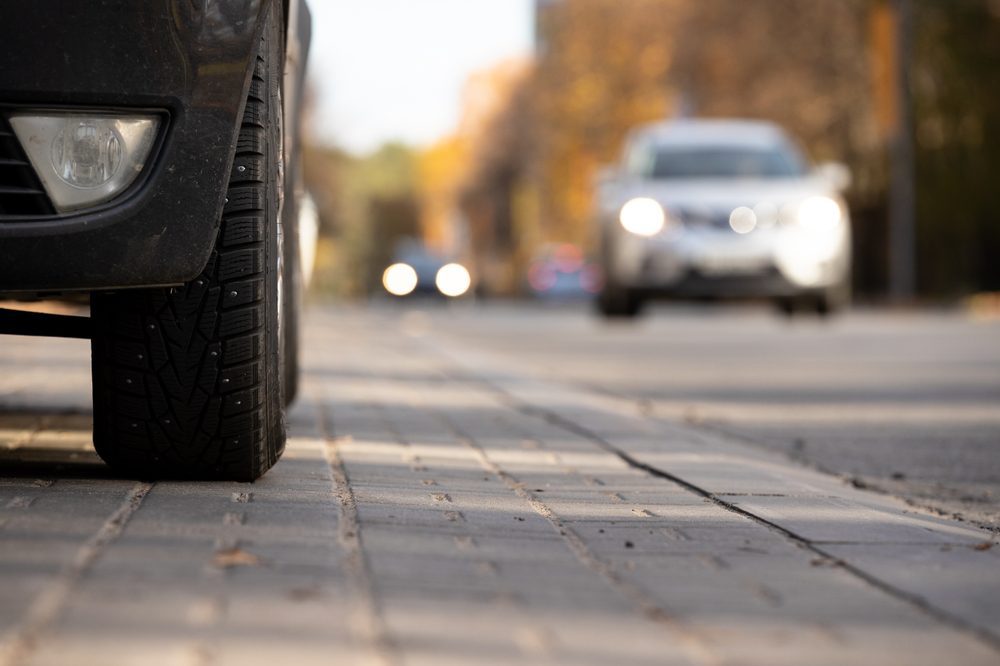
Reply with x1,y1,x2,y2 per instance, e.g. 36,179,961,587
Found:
9,112,160,213
619,197,666,236
797,196,842,230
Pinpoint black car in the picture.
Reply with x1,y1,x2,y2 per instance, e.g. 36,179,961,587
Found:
0,0,311,480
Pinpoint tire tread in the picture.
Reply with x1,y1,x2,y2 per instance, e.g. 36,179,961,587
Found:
91,38,282,480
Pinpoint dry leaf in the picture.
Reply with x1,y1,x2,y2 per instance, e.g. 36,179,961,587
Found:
212,546,261,569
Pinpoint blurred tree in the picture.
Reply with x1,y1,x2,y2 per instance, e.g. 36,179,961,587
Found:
911,0,1000,295
458,60,536,294
419,136,467,253
415,59,536,295
531,0,680,246
304,142,419,296
675,1,876,165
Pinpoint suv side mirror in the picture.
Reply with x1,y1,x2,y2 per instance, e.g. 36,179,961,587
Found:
814,162,851,192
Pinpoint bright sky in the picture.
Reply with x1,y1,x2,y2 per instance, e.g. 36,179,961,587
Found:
307,0,535,155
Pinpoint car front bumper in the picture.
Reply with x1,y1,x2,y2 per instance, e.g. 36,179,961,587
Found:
0,0,274,293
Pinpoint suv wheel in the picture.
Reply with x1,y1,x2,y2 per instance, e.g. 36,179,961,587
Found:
596,282,644,318
90,10,285,481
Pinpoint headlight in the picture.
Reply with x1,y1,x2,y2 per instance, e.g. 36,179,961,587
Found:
619,197,665,236
796,196,842,230
775,196,847,285
435,263,471,297
9,112,160,213
383,263,418,296
728,206,757,234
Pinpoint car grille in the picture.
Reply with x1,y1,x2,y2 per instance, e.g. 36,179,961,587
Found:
0,115,55,218
676,208,731,230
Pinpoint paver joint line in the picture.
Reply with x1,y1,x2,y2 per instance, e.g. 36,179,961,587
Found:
432,409,721,666
519,400,1000,654
0,481,153,666
317,397,398,666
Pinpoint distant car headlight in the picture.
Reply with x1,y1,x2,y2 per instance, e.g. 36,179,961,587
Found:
435,263,471,298
619,197,665,236
383,263,418,296
9,112,160,213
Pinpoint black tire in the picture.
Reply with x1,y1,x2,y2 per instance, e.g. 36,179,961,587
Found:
90,11,285,481
596,280,644,318
817,282,851,317
775,296,798,317
596,234,643,319
776,285,849,319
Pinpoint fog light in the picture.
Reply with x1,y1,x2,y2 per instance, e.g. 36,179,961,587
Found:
9,113,159,213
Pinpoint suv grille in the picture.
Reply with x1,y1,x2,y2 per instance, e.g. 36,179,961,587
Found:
0,115,55,217
676,208,731,230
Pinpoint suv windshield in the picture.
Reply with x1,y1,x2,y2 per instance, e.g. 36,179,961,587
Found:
648,145,807,179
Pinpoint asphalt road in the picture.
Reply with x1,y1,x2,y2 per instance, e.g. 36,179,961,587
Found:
0,302,998,665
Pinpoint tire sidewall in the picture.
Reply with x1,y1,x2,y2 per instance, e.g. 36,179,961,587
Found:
262,6,286,465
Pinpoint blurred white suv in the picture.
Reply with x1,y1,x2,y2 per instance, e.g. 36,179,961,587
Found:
595,119,851,317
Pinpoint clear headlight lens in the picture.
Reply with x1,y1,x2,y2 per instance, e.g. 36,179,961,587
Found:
619,197,665,236
383,263,419,296
435,263,472,298
9,113,159,213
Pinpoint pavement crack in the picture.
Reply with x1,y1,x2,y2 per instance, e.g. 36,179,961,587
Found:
433,410,720,666
598,389,1000,538
511,399,1000,655
417,339,1000,655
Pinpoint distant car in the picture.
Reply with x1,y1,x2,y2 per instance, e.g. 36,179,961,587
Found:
526,243,601,301
594,119,851,317
381,242,473,299
0,0,311,480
